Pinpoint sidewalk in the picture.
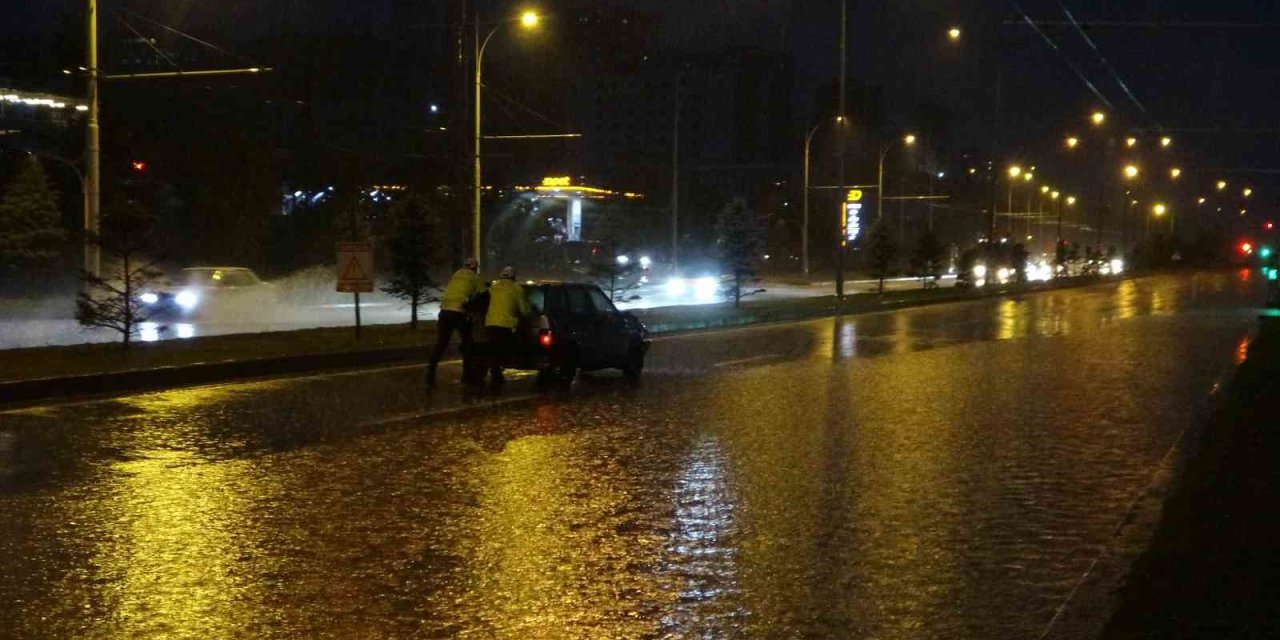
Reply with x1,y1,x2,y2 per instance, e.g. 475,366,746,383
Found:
1102,315,1280,638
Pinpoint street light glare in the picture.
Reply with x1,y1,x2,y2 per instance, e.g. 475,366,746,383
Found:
1244,187,1253,198
1153,203,1167,217
1126,137,1138,147
1008,166,1022,178
1160,136,1172,148
520,10,540,28
904,133,917,145
1066,136,1079,149
1124,165,1139,179
1067,196,1077,205
948,27,962,41
1217,180,1228,191
1041,185,1050,194
1198,197,1207,204
1091,111,1106,126
1052,190,1060,199
1024,172,1034,182
1170,167,1182,179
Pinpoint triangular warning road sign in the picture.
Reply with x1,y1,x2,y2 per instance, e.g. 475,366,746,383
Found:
340,255,369,281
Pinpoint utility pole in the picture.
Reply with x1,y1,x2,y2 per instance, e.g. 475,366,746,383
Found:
671,74,681,275
85,0,100,278
835,0,847,300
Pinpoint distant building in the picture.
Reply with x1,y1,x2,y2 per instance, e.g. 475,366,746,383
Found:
0,87,85,152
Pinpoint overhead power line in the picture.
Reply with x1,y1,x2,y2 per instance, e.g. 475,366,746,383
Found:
1007,1,1114,110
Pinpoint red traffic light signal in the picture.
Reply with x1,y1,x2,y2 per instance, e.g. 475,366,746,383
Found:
131,161,147,172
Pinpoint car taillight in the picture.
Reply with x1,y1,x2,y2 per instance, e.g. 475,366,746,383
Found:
538,329,554,348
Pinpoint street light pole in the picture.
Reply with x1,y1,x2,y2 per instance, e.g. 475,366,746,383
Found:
802,122,822,277
835,0,847,301
85,0,100,278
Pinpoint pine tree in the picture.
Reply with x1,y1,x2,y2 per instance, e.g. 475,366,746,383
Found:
866,219,898,294
0,157,67,282
909,229,945,288
381,192,446,328
714,197,766,307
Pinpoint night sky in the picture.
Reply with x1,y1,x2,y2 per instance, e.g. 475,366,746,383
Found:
5,0,1278,200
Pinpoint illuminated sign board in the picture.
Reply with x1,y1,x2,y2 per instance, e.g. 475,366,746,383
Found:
541,176,573,188
842,190,864,245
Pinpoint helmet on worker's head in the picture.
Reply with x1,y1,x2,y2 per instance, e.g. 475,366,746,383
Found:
499,266,516,280
462,257,479,271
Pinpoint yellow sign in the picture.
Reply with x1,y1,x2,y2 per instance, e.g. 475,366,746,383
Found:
845,189,863,202
541,176,573,188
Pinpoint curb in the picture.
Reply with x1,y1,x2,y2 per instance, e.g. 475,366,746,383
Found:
0,275,1138,405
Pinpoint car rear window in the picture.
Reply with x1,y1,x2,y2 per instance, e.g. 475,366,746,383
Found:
526,287,545,312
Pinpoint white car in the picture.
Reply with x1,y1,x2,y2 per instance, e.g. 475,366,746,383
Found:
143,267,274,318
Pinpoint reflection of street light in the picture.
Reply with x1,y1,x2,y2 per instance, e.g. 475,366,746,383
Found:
1124,164,1139,180
473,9,541,259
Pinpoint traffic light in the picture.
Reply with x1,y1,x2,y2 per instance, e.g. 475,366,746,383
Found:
1240,242,1254,255
131,160,147,172
1261,246,1274,260
1267,221,1276,231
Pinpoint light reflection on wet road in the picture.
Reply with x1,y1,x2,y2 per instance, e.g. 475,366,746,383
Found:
0,272,1264,638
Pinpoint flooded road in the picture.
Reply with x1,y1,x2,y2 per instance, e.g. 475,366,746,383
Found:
0,272,1264,638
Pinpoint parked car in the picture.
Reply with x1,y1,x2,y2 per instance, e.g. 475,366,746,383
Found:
142,267,274,318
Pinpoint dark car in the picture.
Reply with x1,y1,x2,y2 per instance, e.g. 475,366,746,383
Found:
514,282,651,384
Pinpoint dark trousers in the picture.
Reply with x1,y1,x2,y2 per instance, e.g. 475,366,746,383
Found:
428,310,471,377
485,326,517,383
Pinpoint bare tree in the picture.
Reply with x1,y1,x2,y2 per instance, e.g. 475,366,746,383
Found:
75,200,164,349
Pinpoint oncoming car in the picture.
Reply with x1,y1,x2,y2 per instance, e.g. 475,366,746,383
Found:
142,267,274,318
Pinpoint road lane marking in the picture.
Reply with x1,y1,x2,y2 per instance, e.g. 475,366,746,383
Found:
357,393,541,430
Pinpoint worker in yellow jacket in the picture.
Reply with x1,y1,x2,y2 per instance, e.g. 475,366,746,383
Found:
427,257,486,387
484,266,532,385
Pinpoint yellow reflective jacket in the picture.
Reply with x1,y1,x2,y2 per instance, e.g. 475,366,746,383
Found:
485,279,531,329
440,268,486,312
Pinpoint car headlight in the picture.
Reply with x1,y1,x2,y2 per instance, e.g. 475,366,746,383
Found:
175,290,199,310
694,276,719,301
666,277,688,297
140,292,159,305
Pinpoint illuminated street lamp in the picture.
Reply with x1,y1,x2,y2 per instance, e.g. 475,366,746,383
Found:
1244,187,1253,198
1126,137,1138,148
948,27,962,41
1217,180,1228,191
1170,167,1182,179
1041,185,1050,194
1124,164,1139,180
1024,172,1034,182
1051,190,1060,199
1160,136,1172,148
473,8,541,259
802,115,845,274
1198,197,1207,205
1091,111,1106,126
1067,196,1077,206
1066,136,1079,149
878,133,918,243
1153,203,1167,217
1008,165,1022,178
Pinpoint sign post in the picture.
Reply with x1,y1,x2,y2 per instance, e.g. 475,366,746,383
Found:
336,241,374,339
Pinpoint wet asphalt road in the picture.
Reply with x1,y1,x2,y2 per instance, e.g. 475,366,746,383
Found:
0,272,1266,639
